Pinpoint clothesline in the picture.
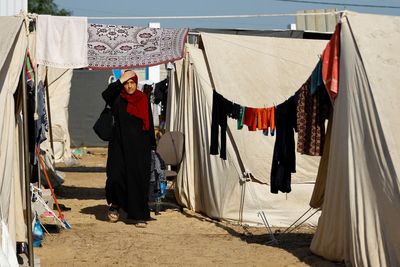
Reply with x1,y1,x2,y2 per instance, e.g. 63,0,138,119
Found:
86,11,341,20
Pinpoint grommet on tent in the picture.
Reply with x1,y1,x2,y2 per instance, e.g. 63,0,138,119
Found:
240,170,252,183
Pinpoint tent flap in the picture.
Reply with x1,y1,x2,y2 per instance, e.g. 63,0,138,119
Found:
311,12,400,267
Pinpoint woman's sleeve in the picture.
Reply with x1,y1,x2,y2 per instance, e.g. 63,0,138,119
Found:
102,80,122,106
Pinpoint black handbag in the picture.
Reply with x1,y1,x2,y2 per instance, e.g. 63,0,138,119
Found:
93,104,114,141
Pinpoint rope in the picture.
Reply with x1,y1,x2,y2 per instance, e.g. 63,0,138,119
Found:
282,208,320,235
87,11,341,20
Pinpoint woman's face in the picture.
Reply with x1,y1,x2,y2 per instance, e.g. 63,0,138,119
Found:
123,79,137,94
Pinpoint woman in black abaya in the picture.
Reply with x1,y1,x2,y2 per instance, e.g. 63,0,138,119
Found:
102,70,153,226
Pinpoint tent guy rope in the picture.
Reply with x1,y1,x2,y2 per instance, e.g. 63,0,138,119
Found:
87,11,341,20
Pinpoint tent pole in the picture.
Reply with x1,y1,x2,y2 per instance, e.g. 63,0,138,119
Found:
44,67,55,158
21,57,34,267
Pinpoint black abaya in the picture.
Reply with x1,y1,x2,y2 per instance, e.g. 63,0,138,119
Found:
102,80,152,220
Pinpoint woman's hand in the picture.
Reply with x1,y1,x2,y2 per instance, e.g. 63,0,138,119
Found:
119,70,136,84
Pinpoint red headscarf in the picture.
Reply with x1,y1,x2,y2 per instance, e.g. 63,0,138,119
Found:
120,86,150,131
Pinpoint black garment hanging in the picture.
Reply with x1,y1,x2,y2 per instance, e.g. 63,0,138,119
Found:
210,90,234,160
230,103,241,120
270,95,297,194
154,78,168,117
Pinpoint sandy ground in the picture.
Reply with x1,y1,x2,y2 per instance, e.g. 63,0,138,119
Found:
34,148,342,267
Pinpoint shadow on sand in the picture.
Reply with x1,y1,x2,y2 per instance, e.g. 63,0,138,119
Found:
55,185,105,200
56,166,106,173
80,204,109,222
80,204,159,225
181,210,344,267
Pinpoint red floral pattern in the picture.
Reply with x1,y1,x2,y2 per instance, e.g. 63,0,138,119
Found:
88,24,188,69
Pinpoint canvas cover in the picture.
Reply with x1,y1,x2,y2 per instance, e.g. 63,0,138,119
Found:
46,68,73,163
0,16,27,250
311,12,400,266
167,32,328,226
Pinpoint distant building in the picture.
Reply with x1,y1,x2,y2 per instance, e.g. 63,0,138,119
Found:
296,9,339,33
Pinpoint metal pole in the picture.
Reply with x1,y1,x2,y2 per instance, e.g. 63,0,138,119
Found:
22,57,34,266
44,67,55,157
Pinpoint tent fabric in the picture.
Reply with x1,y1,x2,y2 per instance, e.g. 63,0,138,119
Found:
201,32,327,185
309,113,332,208
46,68,73,163
1,220,19,267
311,12,400,266
167,36,326,226
0,16,27,250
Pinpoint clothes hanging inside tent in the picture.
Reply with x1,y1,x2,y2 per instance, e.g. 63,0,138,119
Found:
154,78,169,118
35,81,49,145
270,95,297,194
27,79,49,183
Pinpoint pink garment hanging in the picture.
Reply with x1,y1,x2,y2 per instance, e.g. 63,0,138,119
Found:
322,23,341,102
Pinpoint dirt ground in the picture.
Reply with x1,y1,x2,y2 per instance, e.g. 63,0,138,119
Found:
34,148,342,267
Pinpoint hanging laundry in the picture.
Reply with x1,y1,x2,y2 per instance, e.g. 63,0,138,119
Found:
210,91,235,160
36,15,88,68
243,107,257,131
322,23,341,101
88,24,188,69
310,59,323,95
25,53,35,83
259,107,276,136
296,79,331,156
154,78,169,118
229,103,241,120
36,81,49,145
270,96,297,194
237,106,246,130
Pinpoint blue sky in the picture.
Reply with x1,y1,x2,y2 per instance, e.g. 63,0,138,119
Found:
54,0,400,29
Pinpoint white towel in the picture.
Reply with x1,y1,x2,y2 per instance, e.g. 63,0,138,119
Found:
36,15,88,68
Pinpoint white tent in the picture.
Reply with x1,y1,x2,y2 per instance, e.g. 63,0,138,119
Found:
167,33,328,226
0,15,27,262
0,16,74,265
47,68,73,163
310,12,400,267
167,11,400,266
